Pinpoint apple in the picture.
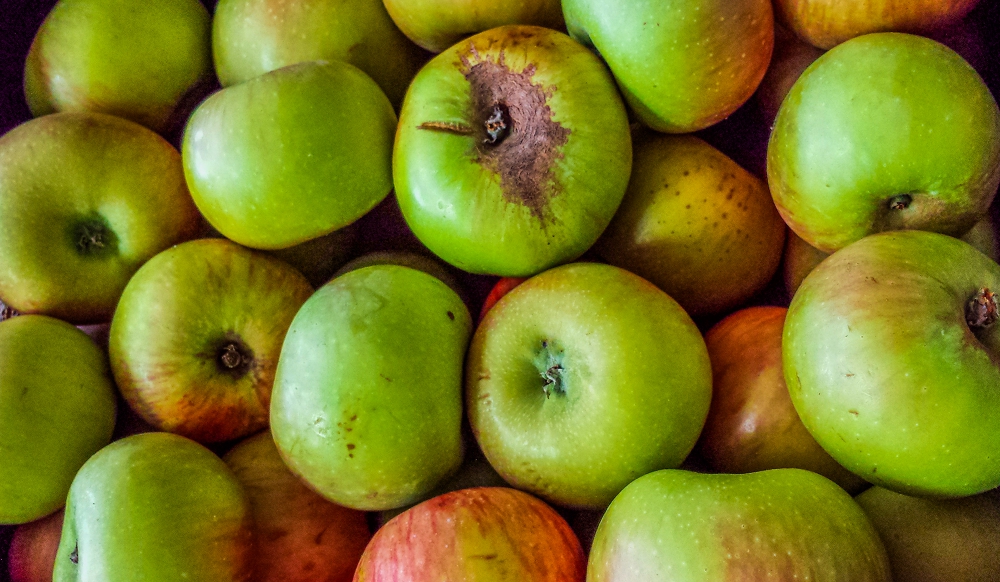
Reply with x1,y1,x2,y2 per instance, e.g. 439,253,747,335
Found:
334,250,465,302
466,262,712,509
478,276,526,322
596,133,786,316
53,432,253,582
773,0,981,49
0,112,201,324
784,230,1000,497
855,486,1000,582
756,25,825,125
264,225,357,288
223,431,371,582
382,0,565,53
588,469,891,581
354,487,586,581
109,238,313,444
0,315,116,525
768,33,1000,253
8,510,63,582
271,264,472,511
182,60,396,250
212,0,425,107
24,0,213,134
393,25,632,277
563,0,774,133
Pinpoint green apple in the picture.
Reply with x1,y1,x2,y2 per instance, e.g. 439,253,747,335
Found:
212,0,424,107
768,33,1000,253
784,230,1000,497
855,486,1000,582
393,25,632,276
0,112,201,324
382,0,565,52
24,0,212,134
563,0,774,133
109,238,313,444
334,250,465,302
271,265,471,511
0,316,116,525
182,60,396,250
263,225,357,288
53,432,253,582
466,262,712,509
589,469,891,581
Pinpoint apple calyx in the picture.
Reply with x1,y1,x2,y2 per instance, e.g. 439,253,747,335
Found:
0,299,18,321
888,194,912,211
73,217,117,256
967,288,998,330
484,104,511,145
216,336,254,378
535,339,566,399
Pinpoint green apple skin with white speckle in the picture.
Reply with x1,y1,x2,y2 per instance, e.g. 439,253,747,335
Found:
588,469,891,582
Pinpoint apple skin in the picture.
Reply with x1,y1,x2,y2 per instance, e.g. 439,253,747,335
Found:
784,230,1000,497
271,265,472,511
0,112,201,324
382,0,565,53
756,25,826,125
478,276,526,322
767,33,1000,253
334,250,465,302
563,0,774,133
8,509,63,582
589,469,891,581
596,133,786,316
212,0,424,107
53,432,253,582
223,431,371,582
182,60,396,250
24,0,212,134
466,262,712,509
109,238,314,443
264,225,357,288
774,0,981,50
855,486,1000,582
354,487,586,582
0,316,116,525
393,25,632,277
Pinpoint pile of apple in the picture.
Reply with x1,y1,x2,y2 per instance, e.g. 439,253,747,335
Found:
2,0,1000,580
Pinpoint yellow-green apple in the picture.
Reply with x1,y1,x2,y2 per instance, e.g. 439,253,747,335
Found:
563,0,774,133
855,486,1000,582
212,0,424,107
264,225,357,288
334,250,465,301
697,306,866,492
382,0,564,52
223,431,371,582
466,262,712,509
0,112,201,324
8,510,63,582
0,315,116,525
53,433,253,582
24,0,213,134
589,469,891,581
596,133,786,316
768,33,1000,253
354,487,586,581
109,238,313,443
182,60,396,250
393,25,632,277
784,230,1000,497
271,265,471,511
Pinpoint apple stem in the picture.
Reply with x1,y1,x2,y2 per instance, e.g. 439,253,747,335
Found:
484,104,510,146
967,288,998,330
417,121,475,136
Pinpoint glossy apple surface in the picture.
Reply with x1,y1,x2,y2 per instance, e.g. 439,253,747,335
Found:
271,265,471,511
355,487,586,582
24,0,212,134
467,262,712,508
563,0,774,133
394,25,631,276
183,60,395,250
8,510,63,582
589,469,891,581
768,33,1000,253
334,250,465,301
109,239,313,443
785,231,1000,497
0,112,201,324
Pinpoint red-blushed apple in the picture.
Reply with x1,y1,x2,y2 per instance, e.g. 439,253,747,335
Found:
478,277,526,322
393,25,632,277
109,238,314,443
756,25,825,125
8,510,62,582
354,487,586,581
697,306,867,492
223,431,371,582
596,133,786,316
0,112,201,324
467,262,712,509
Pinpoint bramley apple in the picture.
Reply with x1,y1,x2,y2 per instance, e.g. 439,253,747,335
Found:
393,25,631,277
768,33,1000,253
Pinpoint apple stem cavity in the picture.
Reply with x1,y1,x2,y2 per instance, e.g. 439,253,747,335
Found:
484,104,511,146
217,337,253,378
967,288,998,330
536,339,566,399
888,194,912,211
